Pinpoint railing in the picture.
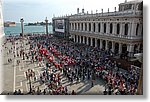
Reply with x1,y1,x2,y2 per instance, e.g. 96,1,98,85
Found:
70,30,142,40
69,10,142,19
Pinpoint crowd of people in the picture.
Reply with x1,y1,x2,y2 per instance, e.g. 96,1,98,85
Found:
3,34,141,95
28,34,140,95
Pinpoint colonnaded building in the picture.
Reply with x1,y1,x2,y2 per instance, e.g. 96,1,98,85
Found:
52,0,143,58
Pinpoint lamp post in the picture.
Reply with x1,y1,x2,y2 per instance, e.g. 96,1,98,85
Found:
26,69,35,94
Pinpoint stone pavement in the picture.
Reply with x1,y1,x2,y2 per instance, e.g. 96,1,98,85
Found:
1,36,105,95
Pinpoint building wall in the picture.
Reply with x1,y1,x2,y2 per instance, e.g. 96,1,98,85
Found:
69,1,143,57
0,0,4,94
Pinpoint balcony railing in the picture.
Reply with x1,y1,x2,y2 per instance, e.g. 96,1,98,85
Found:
70,30,142,40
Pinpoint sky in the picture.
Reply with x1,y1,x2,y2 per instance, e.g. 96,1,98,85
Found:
2,0,133,23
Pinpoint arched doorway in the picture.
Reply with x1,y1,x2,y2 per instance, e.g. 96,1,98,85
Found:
89,23,91,31
104,23,106,33
108,41,112,50
97,39,100,48
75,35,77,42
121,44,128,59
125,23,128,35
117,23,120,34
84,37,87,44
81,23,83,31
81,36,83,43
78,23,80,30
93,23,96,32
140,44,143,53
78,36,80,43
110,23,113,34
92,38,95,47
88,37,91,46
122,44,127,53
85,23,87,31
75,23,77,30
136,23,139,36
134,44,138,54
102,40,106,50
115,43,119,54
98,23,101,32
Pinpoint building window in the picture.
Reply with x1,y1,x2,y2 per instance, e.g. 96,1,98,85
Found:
104,23,106,33
136,23,139,36
93,23,96,32
81,23,83,31
125,23,128,35
110,23,113,34
72,23,74,30
117,23,120,34
78,23,80,30
75,23,77,30
85,23,87,31
89,23,91,31
98,23,101,32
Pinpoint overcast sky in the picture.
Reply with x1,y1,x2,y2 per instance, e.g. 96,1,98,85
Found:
2,0,133,23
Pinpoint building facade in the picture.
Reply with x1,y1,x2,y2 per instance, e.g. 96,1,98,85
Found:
0,0,4,38
69,0,143,57
53,0,143,58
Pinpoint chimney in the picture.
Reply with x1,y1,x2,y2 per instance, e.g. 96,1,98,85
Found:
77,8,79,14
82,8,84,13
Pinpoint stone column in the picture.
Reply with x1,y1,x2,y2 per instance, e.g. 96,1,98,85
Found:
106,23,110,35
95,22,98,33
119,43,122,54
105,40,108,50
83,23,85,31
73,35,75,42
128,23,132,37
95,38,97,47
112,41,115,53
91,22,93,33
80,23,82,32
131,22,136,37
76,23,78,31
83,36,85,44
138,23,143,36
127,44,135,57
100,39,103,49
120,23,125,36
91,37,93,46
100,22,104,34
87,37,89,45
113,23,117,35
87,22,89,32
76,35,79,43
79,36,81,43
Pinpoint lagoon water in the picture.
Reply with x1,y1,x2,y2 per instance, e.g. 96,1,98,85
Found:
4,23,53,36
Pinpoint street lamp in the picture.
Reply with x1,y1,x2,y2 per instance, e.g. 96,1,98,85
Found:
134,53,143,95
26,69,35,94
